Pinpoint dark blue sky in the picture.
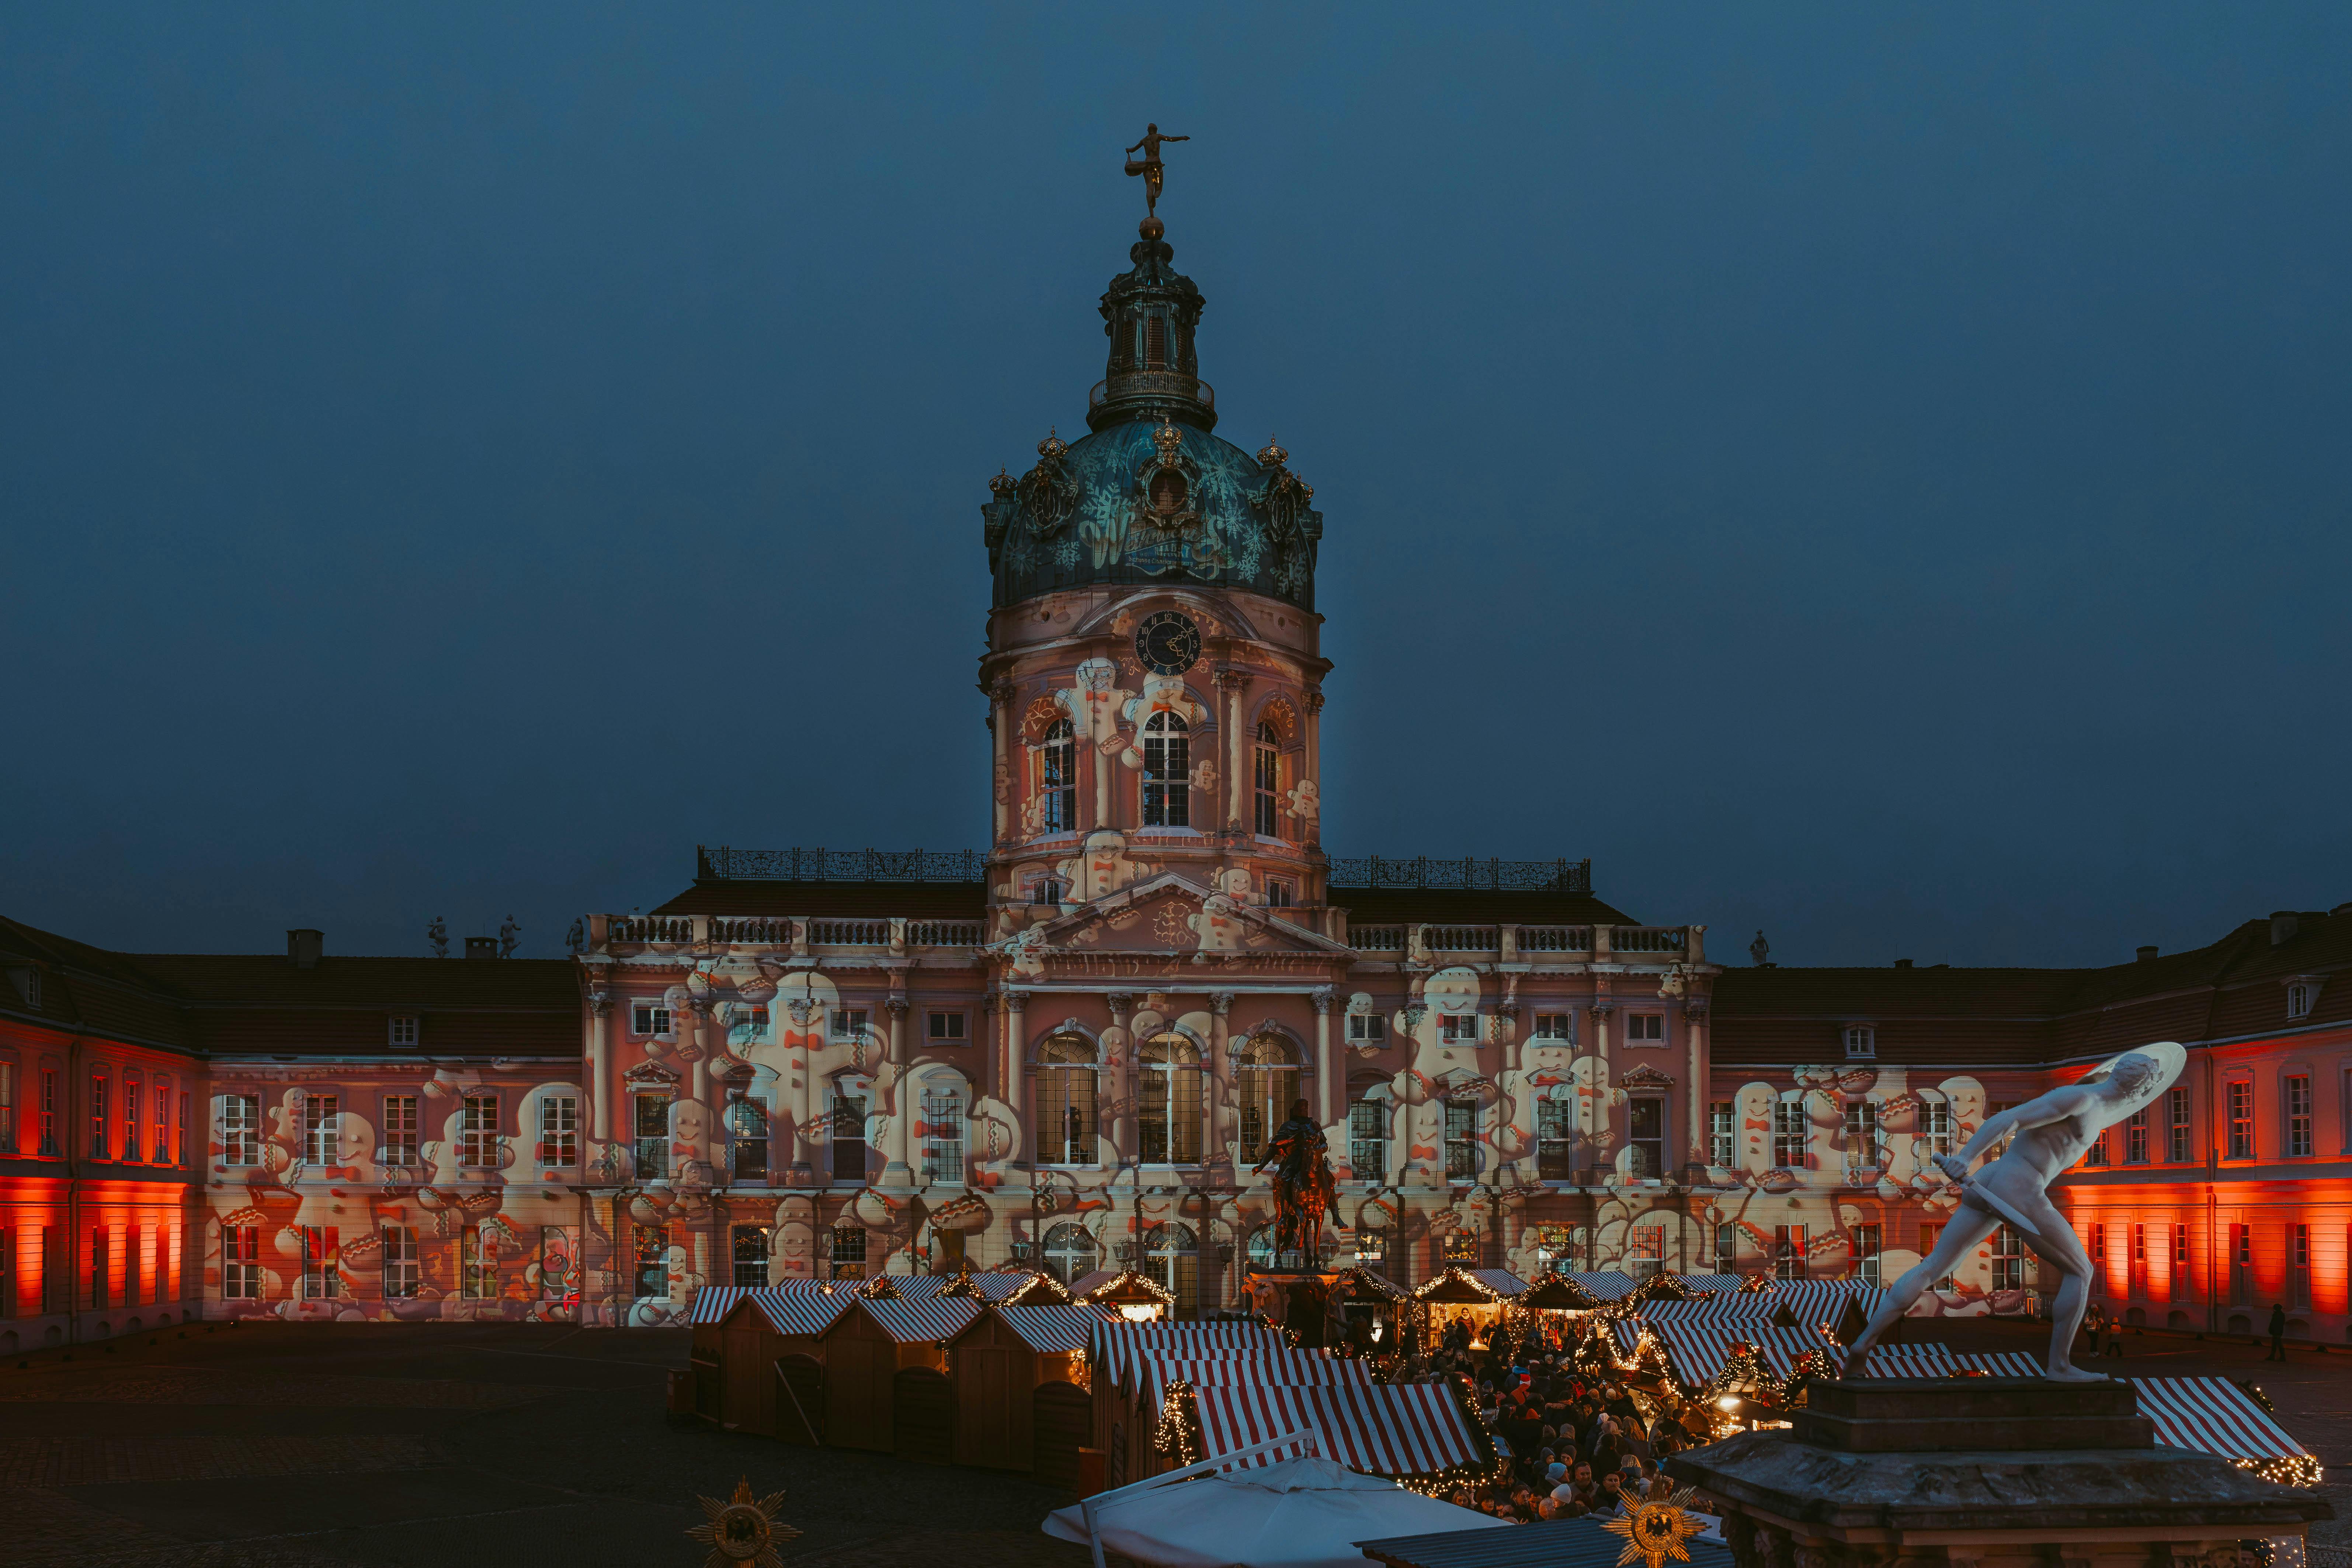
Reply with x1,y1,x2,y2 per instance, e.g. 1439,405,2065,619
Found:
5,6,2347,967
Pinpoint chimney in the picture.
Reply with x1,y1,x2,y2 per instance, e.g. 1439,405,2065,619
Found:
286,928,324,969
1893,959,1914,969
2136,945,2159,963
2271,911,2300,946
465,936,500,960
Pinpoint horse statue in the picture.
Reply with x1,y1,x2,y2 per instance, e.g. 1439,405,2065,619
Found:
1255,1097,1337,1270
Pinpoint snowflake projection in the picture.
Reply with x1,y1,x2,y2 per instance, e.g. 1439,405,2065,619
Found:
1052,537,1081,568
1080,485,1132,567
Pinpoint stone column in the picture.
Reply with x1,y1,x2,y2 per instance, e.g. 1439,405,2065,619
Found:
786,997,817,1184
1107,992,1136,1165
1685,1003,1709,1171
1311,987,1336,1129
1208,992,1234,1168
1499,990,1526,1183
882,997,913,1188
688,998,711,1105
1587,1004,1615,1179
989,678,1013,845
587,993,611,1142
1216,670,1249,837
1004,989,1029,1174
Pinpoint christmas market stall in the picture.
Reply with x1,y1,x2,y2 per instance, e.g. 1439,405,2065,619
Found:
1561,1270,1638,1303
2124,1377,2321,1488
1176,1380,1499,1490
1129,1350,1378,1481
1411,1267,1529,1349
1771,1279,1887,1344
1087,1317,1290,1481
1330,1264,1414,1355
942,1301,1112,1484
942,1262,1071,1305
817,1283,982,1459
1073,1266,1178,1323
696,1282,857,1440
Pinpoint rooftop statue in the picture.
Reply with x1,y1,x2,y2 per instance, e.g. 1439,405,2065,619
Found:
1124,123,1189,219
1843,1042,2187,1381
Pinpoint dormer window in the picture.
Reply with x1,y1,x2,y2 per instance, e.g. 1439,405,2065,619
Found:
2287,981,2315,1021
20,970,38,1009
1844,1025,1876,1059
388,1015,418,1049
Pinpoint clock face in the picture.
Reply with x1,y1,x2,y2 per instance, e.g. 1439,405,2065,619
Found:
1135,610,1202,676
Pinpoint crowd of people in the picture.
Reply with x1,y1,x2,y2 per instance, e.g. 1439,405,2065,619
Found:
1391,1314,1720,1524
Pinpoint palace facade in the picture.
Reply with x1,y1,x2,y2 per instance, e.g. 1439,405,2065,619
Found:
3,205,2346,1347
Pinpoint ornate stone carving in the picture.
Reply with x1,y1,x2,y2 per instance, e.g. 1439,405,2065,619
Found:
1208,992,1234,1016
1106,992,1135,1013
883,997,910,1018
1310,986,1335,1015
587,992,611,1017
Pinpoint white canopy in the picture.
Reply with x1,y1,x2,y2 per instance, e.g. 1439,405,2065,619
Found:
1043,1454,1507,1568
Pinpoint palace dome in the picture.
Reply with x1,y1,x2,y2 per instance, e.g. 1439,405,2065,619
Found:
981,227,1322,612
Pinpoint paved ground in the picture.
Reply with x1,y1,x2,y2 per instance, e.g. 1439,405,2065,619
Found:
3,1317,2345,1567
0,1321,1092,1568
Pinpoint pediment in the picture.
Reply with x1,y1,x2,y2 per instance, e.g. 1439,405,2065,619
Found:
1619,1064,1675,1088
622,1059,682,1086
1032,873,1355,959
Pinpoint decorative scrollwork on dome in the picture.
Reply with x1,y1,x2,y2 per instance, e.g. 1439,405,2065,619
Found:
1251,436,1317,597
1018,428,1080,539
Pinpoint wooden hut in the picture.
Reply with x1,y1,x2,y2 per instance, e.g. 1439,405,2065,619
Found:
942,1263,1072,1306
1073,1267,1176,1322
817,1289,983,1459
1412,1266,1528,1348
1330,1265,1412,1353
701,1284,855,1442
943,1301,1108,1483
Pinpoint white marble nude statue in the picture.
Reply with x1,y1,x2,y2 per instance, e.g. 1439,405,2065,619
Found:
1843,1042,2186,1383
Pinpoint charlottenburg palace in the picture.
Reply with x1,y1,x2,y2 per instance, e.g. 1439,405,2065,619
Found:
4,208,2349,1353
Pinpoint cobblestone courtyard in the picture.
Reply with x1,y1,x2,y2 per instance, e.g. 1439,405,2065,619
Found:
1,1318,2345,1567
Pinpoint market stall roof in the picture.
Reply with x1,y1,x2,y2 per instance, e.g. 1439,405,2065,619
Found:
1771,1279,1887,1336
1561,1270,1637,1301
1335,1265,1413,1301
944,1265,1071,1304
1136,1352,1375,1414
1045,1453,1507,1568
971,1303,1116,1354
689,1286,749,1326
1090,1319,1289,1394
847,1294,983,1345
1637,1298,1783,1327
1954,1351,2046,1377
1518,1274,1601,1310
1837,1342,1960,1377
738,1285,858,1337
1670,1273,1752,1296
2127,1377,2314,1475
1356,1513,1733,1568
1192,1382,1492,1482
1411,1267,1528,1304
1650,1321,1834,1386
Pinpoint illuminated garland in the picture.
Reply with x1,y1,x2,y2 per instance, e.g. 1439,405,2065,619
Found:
1152,1379,1201,1467
2238,1452,2324,1489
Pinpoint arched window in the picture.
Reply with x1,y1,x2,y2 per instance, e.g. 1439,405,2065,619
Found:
1142,1222,1197,1314
726,1097,768,1182
1037,1034,1098,1165
1146,313,1168,368
1245,1224,1277,1271
1254,722,1280,838
1039,718,1076,835
1141,711,1189,827
1042,1221,1099,1284
1139,1034,1204,1164
919,1082,965,1184
1235,1035,1302,1165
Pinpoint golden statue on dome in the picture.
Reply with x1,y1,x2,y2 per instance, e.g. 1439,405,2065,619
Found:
1125,123,1189,222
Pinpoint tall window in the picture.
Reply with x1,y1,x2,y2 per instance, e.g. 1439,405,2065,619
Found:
732,1225,768,1288
1442,1097,1479,1180
2167,1087,2192,1162
382,1096,418,1165
2290,1223,2311,1308
301,1226,340,1299
1772,1224,1805,1281
1038,1035,1098,1165
538,1095,578,1167
920,1086,965,1183
1253,722,1280,837
1039,718,1076,834
222,1094,259,1166
635,1225,670,1297
1772,1099,1806,1169
830,1088,869,1182
152,1081,170,1164
1713,1223,1738,1273
223,1225,261,1299
1536,1095,1573,1179
2287,981,2313,1019
829,1225,867,1282
633,1094,670,1180
459,1094,499,1168
1920,1099,1952,1157
1628,1224,1665,1277
727,1098,768,1181
124,1073,142,1164
1042,1221,1098,1283
0,1061,12,1152
2084,1126,2109,1167
1851,1223,1882,1286
2173,1222,2190,1291
2132,1222,2146,1294
38,1069,58,1156
89,1071,108,1160
177,1091,187,1166
1628,1098,1665,1179
1142,1223,1197,1315
1843,1100,1878,1177
2285,1074,2313,1157
2226,1080,2252,1160
1140,711,1189,826
1709,1101,1734,1167
303,1095,338,1166
1351,1088,1391,1178
2088,1224,2107,1295
1139,1035,1203,1164
2124,1108,2148,1165
2230,1223,2252,1306
541,1227,576,1302
383,1225,419,1299
1991,1225,2026,1291
1236,1036,1301,1165
461,1226,498,1300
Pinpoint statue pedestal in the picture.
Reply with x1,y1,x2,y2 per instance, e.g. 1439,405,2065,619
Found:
1664,1378,2329,1568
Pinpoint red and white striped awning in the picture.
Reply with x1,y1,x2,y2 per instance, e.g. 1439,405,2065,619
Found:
2127,1377,2309,1465
1088,1320,1288,1393
1650,1321,1833,1386
1638,1299,1782,1327
1190,1382,1487,1480
689,1286,748,1326
1771,1279,1886,1333
1133,1351,1374,1414
986,1303,1117,1353
1670,1273,1751,1297
852,1295,983,1344
1836,1342,1960,1377
1952,1351,2045,1378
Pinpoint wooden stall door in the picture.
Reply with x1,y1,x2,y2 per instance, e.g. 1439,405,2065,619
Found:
721,1336,771,1434
826,1327,894,1452
692,1358,721,1423
774,1355,825,1446
955,1343,1028,1471
1033,1380,1091,1492
893,1367,954,1465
